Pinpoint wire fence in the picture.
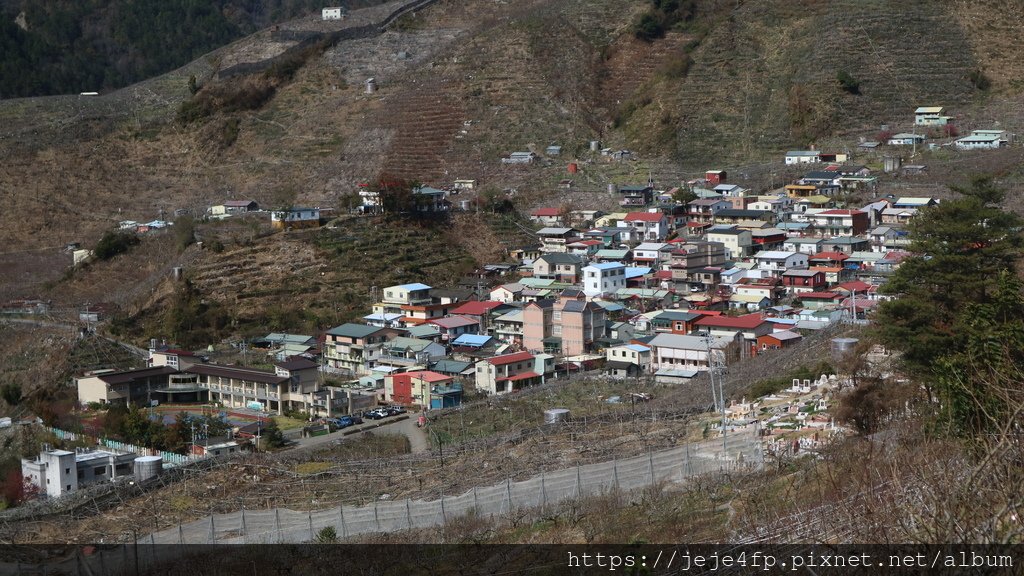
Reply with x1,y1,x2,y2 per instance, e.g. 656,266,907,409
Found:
0,430,761,573
137,427,761,545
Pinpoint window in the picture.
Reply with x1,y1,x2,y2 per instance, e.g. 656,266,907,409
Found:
94,466,105,476
65,468,70,475
588,272,595,278
67,485,72,491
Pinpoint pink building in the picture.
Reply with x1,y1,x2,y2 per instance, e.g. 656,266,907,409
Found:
522,289,607,356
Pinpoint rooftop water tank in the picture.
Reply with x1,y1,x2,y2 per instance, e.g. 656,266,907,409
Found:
830,338,859,362
133,455,163,482
543,408,570,425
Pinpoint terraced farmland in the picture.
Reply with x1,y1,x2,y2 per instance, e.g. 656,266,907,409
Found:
187,216,476,326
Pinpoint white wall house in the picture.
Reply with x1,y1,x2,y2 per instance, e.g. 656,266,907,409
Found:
648,333,732,373
955,130,1008,150
914,106,950,126
322,8,343,20
785,151,820,165
582,263,627,298
754,251,808,275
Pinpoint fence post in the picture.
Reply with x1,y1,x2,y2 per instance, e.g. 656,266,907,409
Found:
505,478,512,514
309,511,314,542
648,452,655,485
685,442,692,478
613,458,619,489
241,508,247,544
339,505,348,539
374,501,381,531
208,516,215,543
178,524,184,545
540,472,547,513
473,487,479,512
275,509,282,543
406,499,413,529
575,464,582,497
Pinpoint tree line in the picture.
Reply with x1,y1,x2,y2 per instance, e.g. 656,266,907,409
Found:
0,0,327,98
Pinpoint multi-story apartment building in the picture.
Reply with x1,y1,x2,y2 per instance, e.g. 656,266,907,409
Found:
522,290,606,356
323,323,401,376
582,262,627,298
706,226,752,259
810,209,869,236
669,241,727,288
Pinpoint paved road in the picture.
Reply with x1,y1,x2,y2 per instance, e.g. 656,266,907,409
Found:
394,412,430,453
283,413,430,454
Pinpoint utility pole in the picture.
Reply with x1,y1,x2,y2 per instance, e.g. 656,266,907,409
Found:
704,331,727,458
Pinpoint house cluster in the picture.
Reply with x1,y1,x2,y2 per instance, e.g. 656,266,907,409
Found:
118,219,171,234
244,161,928,396
852,106,1012,154
494,165,928,380
202,199,327,231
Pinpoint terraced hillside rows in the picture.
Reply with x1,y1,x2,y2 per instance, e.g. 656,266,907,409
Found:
601,32,692,113
187,217,476,323
379,80,465,181
954,0,1024,91
663,0,981,166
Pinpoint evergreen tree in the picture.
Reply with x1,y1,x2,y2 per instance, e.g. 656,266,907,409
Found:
875,177,1022,377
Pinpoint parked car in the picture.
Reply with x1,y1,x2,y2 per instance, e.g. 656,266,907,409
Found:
349,414,363,425
364,408,389,420
384,405,406,416
335,416,354,428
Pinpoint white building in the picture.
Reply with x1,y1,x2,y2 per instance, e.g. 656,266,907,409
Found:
23,446,138,498
887,133,925,146
582,263,627,298
914,106,951,126
955,130,1008,150
785,151,820,165
754,251,808,275
605,344,651,377
647,333,733,373
270,207,320,230
322,8,343,20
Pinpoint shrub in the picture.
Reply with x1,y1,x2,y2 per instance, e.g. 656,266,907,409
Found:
94,230,140,260
174,215,195,252
837,70,861,95
658,52,693,79
315,526,338,543
219,118,240,148
1,384,22,406
968,69,991,91
634,13,665,41
177,80,276,124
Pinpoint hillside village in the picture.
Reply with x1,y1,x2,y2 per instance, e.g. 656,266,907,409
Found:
2,0,1024,556
12,99,993,506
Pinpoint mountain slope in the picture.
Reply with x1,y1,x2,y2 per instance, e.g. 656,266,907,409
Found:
2,0,1024,308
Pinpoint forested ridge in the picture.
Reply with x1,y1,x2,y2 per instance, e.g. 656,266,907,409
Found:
0,0,357,98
